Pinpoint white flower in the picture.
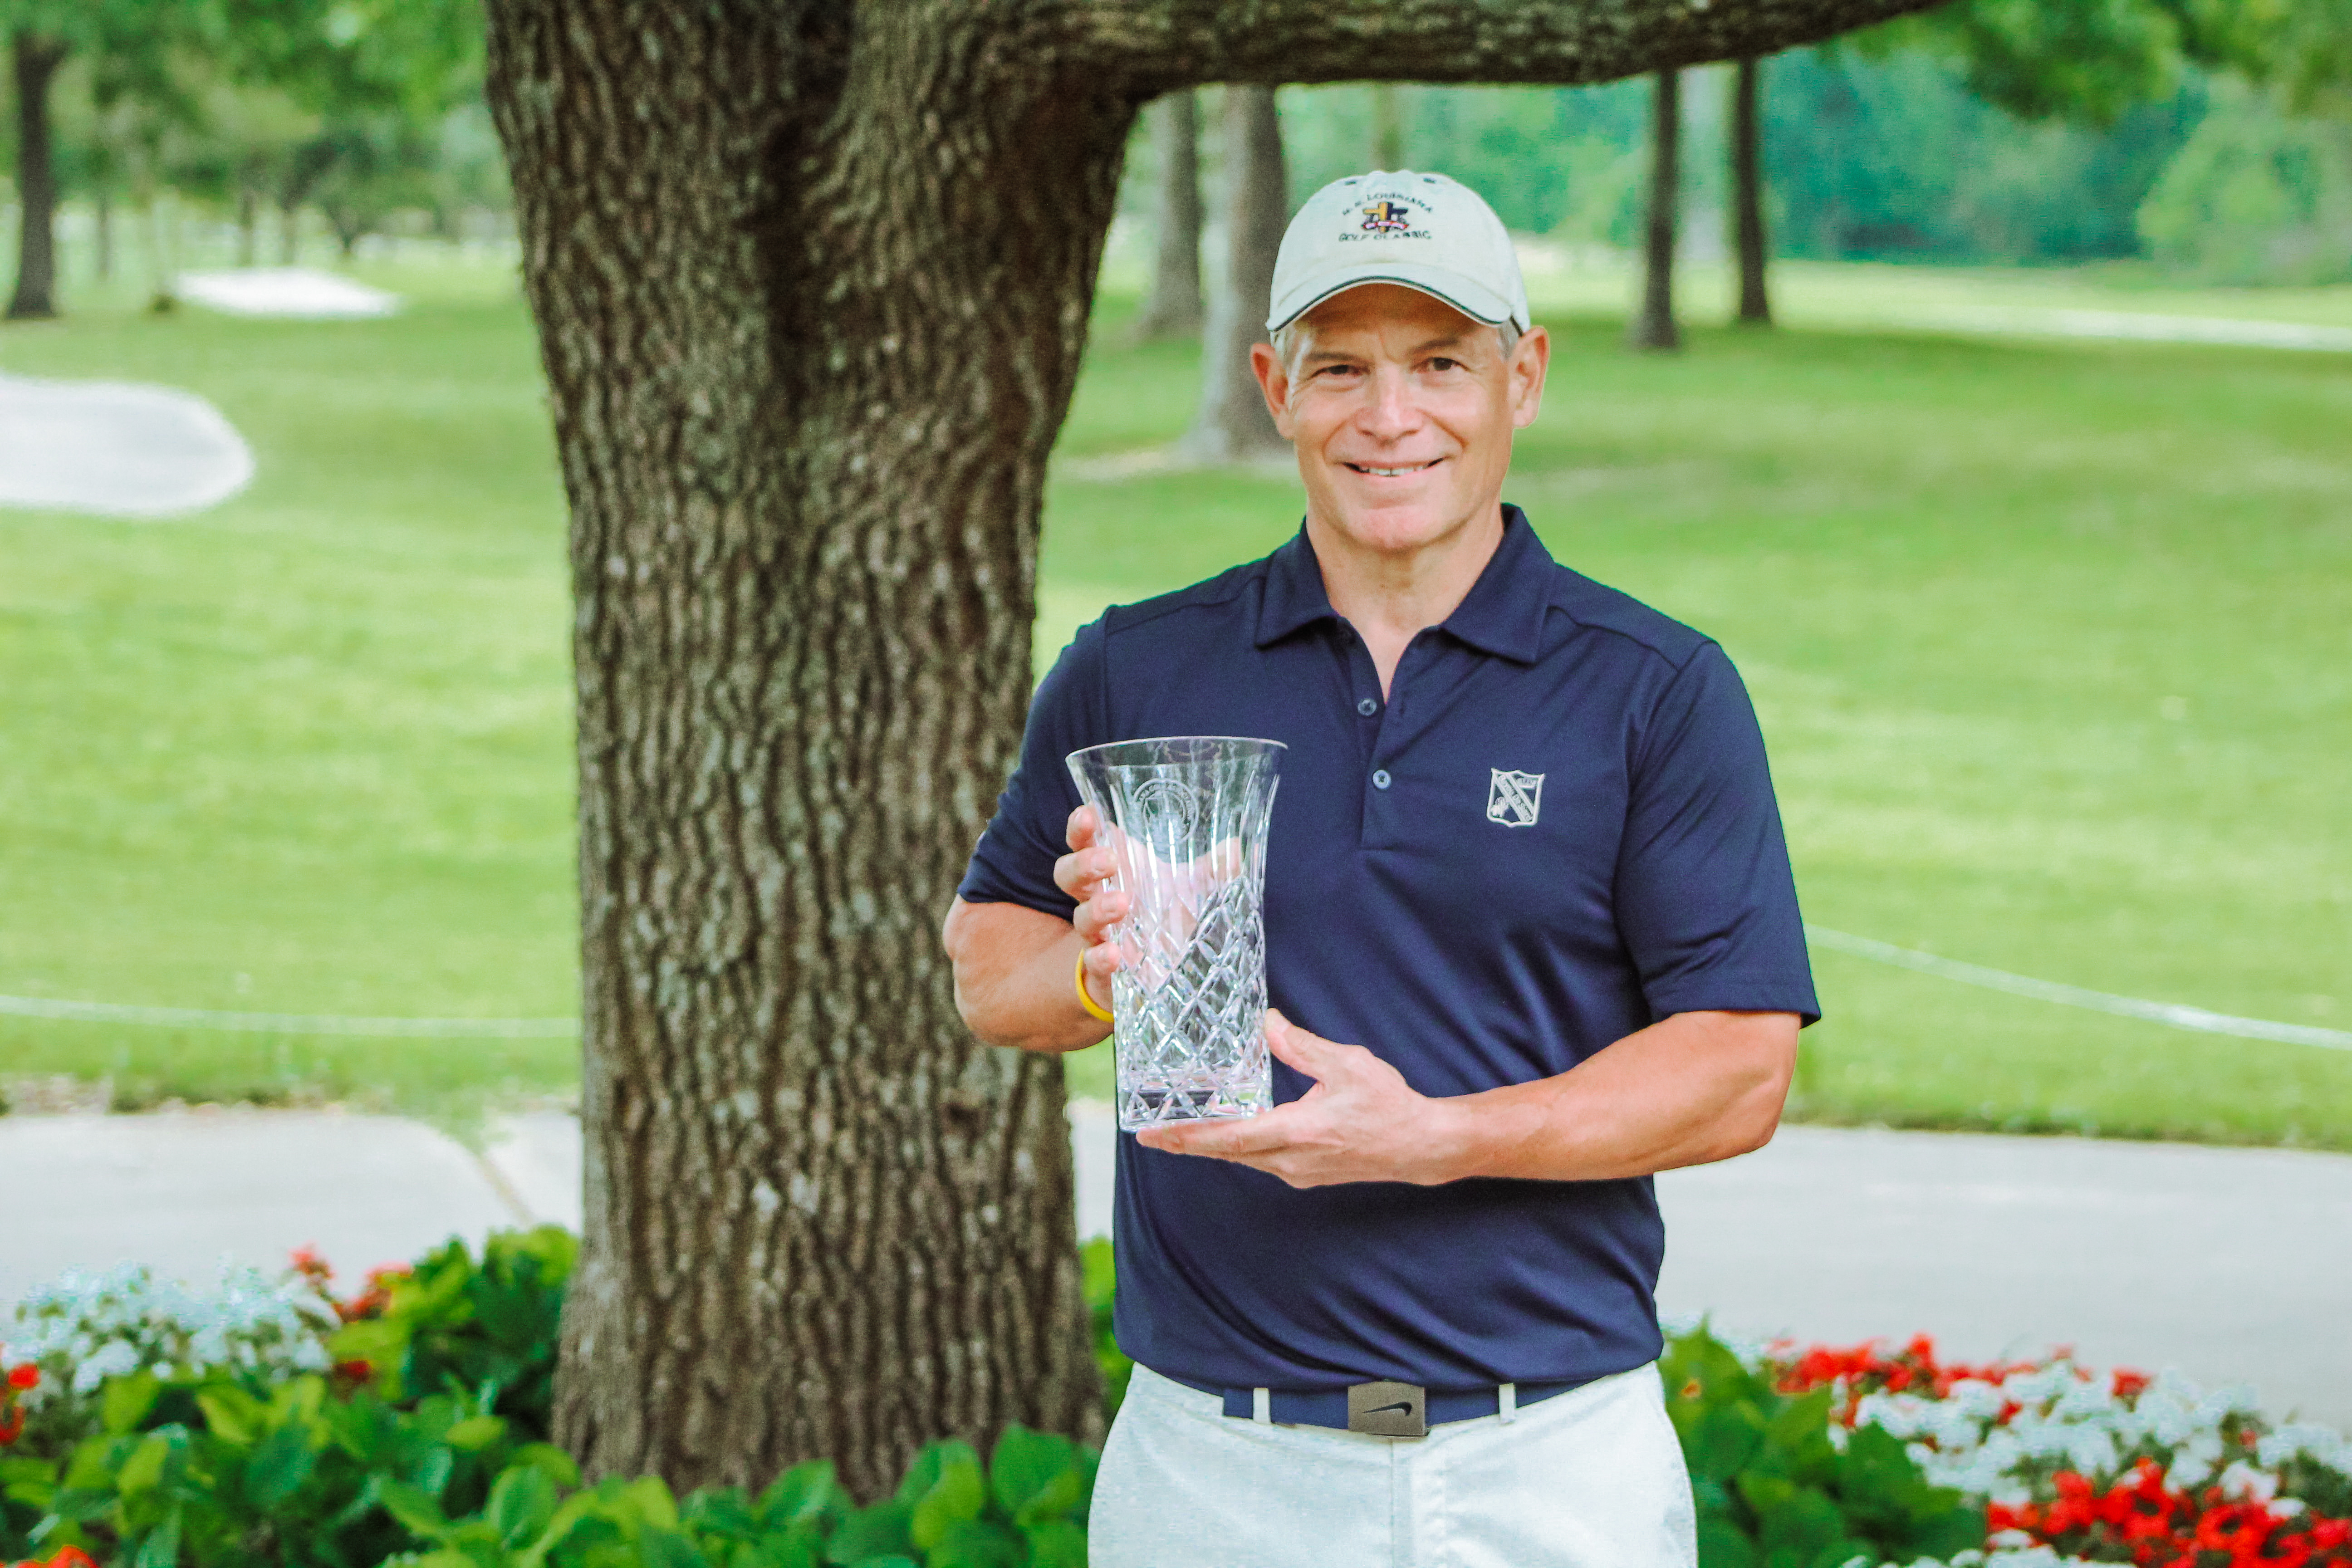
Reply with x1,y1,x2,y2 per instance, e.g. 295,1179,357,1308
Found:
2,1255,341,1419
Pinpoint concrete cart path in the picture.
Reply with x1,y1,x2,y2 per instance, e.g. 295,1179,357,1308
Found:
0,1111,523,1302
1651,1126,2352,1429
5,1107,2346,1428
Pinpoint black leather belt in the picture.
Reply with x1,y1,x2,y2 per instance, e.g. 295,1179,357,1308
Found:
1174,1373,1585,1439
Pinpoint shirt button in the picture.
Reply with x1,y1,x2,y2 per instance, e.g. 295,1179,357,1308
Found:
1371,769,1392,790
1357,697,1378,717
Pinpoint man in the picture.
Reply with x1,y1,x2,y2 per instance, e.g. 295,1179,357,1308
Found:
941,171,1816,1566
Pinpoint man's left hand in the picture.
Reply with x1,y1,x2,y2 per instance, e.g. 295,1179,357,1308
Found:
1134,1010,1470,1187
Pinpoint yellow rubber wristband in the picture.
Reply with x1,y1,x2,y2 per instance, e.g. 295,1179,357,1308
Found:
1075,950,1114,1024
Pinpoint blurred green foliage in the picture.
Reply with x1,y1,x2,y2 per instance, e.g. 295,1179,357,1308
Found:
1259,60,2219,271
1094,0,2352,284
2140,76,2352,281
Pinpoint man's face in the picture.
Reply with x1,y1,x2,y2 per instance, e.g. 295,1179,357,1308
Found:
1252,284,1549,559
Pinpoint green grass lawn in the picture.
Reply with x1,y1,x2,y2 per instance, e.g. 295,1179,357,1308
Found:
3,248,2349,1147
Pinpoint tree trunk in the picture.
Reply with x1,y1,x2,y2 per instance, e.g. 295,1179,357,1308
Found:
145,191,180,314
483,0,1108,1501
1180,83,1289,462
1730,57,1771,326
1630,68,1681,352
1129,90,1203,340
95,191,115,282
1369,81,1407,168
279,204,300,265
477,0,1951,1506
6,32,68,322
237,185,260,268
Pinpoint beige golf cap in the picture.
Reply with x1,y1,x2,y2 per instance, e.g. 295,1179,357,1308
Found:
1266,170,1530,336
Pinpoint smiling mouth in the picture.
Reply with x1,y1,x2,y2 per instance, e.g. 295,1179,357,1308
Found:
1343,458,1444,477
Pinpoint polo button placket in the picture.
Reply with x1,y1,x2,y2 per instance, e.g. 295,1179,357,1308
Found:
1371,769,1392,790
1357,697,1378,716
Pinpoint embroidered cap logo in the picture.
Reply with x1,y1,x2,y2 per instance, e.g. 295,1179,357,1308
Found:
1486,769,1544,828
1361,199,1414,235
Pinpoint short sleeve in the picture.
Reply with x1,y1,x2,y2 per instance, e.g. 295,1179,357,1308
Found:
1613,642,1819,1025
955,618,1110,919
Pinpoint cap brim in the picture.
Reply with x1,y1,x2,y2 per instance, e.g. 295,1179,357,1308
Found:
1266,263,1522,335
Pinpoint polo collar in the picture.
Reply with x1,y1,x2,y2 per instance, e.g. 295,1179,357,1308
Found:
1253,505,1553,664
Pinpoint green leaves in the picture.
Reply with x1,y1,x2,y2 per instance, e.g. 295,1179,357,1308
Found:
986,1428,1084,1529
824,1499,914,1565
330,1226,576,1443
12,1225,1098,1568
1663,1324,1988,1568
904,1443,986,1553
102,1373,162,1438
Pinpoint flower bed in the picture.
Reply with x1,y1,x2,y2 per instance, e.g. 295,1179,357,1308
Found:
6,1238,2347,1568
1758,1333,2352,1568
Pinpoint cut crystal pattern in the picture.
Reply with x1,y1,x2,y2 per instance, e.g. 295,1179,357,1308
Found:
1066,737,1284,1132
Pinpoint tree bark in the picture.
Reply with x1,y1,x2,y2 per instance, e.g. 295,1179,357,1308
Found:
483,0,1109,1501
1630,68,1681,352
95,191,115,283
1180,83,1288,462
1730,57,1772,326
480,0,1950,1506
1129,90,1203,340
7,33,69,322
1369,81,1407,168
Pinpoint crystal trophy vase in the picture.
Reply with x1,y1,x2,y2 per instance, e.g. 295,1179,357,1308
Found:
1066,736,1284,1132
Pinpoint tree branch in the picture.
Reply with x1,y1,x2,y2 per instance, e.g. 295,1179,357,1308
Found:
1046,0,1952,94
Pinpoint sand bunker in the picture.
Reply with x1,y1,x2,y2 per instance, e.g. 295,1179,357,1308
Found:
0,372,255,517
176,267,398,319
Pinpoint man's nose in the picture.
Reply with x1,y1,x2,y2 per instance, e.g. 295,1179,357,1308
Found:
1355,366,1423,440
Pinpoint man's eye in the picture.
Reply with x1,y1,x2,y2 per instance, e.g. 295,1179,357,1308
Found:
1428,357,1462,372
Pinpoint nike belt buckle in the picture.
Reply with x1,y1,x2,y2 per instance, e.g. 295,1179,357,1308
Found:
1346,1380,1427,1439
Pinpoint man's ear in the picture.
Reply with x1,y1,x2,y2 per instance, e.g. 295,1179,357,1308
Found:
1250,341,1294,439
1508,325,1551,431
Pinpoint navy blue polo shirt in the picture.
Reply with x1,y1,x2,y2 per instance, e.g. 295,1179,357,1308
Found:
958,505,1817,1399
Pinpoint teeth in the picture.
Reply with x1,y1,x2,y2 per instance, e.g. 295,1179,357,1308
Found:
1356,461,1433,476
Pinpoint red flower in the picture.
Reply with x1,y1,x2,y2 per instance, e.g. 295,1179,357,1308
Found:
1994,1457,2352,1568
4,1365,34,1390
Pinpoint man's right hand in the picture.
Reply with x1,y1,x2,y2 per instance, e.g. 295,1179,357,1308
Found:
1055,805,1128,1015
940,807,1129,1054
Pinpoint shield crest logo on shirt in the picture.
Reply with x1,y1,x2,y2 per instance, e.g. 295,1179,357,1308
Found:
1486,768,1544,828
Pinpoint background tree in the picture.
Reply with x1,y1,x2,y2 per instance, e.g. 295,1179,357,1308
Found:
214,0,482,262
5,1,90,319
477,0,1955,1503
1128,89,1203,340
1180,82,1289,462
2275,0,2352,114
1630,68,1682,350
1369,80,1407,167
1729,58,1772,324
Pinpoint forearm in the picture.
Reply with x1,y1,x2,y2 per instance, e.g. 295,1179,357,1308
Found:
941,897,1113,1054
1432,1010,1798,1183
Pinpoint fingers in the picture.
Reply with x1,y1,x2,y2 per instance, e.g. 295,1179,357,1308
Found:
1137,1104,1308,1161
1064,804,1102,851
1078,937,1124,990
1069,888,1130,946
1263,1009,1350,1078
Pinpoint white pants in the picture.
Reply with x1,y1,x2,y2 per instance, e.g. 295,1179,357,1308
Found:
1090,1363,1698,1568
